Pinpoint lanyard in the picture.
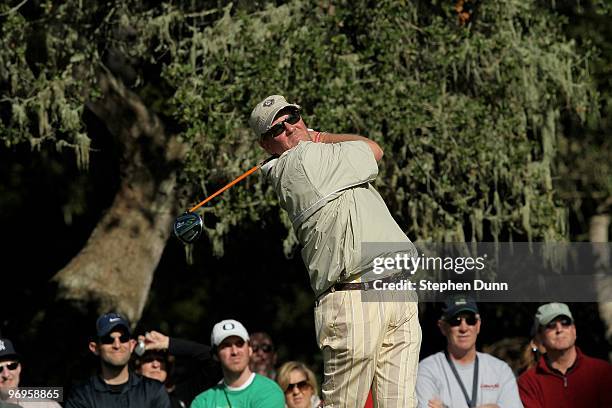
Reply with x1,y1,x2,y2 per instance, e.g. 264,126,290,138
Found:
444,350,479,408
222,387,232,408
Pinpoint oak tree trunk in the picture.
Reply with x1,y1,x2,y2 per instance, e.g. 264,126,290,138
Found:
52,72,185,324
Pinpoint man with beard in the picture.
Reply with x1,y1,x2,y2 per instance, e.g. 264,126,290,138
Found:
65,312,170,408
191,319,284,408
518,302,612,408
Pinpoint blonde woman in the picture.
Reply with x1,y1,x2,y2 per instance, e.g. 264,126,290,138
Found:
277,362,322,408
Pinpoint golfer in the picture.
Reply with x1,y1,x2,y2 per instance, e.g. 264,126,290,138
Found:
250,95,421,408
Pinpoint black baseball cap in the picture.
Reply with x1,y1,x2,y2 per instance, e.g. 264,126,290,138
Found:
0,338,21,362
96,312,131,337
442,295,479,320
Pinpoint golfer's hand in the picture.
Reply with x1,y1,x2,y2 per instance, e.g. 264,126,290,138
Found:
140,330,170,350
428,398,447,408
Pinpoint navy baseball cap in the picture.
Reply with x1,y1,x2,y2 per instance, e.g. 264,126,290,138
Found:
96,312,131,337
442,295,479,320
0,338,20,362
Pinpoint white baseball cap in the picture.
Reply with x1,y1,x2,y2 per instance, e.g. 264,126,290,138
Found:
211,319,250,347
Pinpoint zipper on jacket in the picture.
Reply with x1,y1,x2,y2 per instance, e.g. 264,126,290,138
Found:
563,376,567,388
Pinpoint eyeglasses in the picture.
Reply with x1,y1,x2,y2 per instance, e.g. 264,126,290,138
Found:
252,344,274,353
446,314,479,327
99,333,130,344
0,362,19,372
261,111,300,139
141,355,165,364
285,380,310,394
545,316,573,330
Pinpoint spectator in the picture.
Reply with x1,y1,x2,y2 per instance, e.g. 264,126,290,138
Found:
133,349,184,407
0,337,61,407
249,332,277,380
517,335,545,376
64,312,170,408
277,361,322,408
134,330,220,408
416,296,523,408
518,302,612,408
191,319,284,408
482,337,532,376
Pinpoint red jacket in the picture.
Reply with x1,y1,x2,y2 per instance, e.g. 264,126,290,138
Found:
518,347,612,408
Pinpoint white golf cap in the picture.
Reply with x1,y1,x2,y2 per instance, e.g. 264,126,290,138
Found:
211,319,250,347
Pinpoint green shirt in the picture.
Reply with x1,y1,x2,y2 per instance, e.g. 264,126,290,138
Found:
190,373,284,408
264,140,416,297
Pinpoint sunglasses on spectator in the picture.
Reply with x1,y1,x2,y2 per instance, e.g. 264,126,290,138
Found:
545,316,573,330
446,314,479,327
0,362,19,372
99,333,130,344
261,111,300,139
285,380,310,394
252,344,274,353
142,356,165,364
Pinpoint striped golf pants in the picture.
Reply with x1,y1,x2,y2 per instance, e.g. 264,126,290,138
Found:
314,289,421,408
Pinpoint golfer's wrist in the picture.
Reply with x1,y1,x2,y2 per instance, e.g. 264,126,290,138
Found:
310,130,323,143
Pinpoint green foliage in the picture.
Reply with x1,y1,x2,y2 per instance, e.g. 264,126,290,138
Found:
0,1,100,167
0,0,600,251
548,0,612,237
162,0,595,247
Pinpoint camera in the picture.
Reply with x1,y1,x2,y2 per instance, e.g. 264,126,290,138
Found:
134,339,146,356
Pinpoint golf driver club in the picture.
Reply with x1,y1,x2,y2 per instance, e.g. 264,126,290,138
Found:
173,155,276,244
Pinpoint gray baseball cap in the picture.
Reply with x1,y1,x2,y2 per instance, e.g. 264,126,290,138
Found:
249,95,300,138
535,302,573,327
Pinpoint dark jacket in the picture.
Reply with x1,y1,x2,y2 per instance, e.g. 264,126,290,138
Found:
65,370,171,408
168,337,221,407
518,347,612,408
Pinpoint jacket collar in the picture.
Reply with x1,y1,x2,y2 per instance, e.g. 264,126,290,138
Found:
537,346,582,376
93,370,141,393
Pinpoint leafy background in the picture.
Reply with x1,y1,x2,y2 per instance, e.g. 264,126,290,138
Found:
0,0,610,397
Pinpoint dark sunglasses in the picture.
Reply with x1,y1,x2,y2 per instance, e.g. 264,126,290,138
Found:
142,355,165,364
252,344,274,353
446,314,479,327
0,362,19,371
285,380,310,394
99,333,130,344
261,111,300,139
545,316,573,330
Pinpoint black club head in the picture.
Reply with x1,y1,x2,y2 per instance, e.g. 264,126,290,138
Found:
173,212,203,244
